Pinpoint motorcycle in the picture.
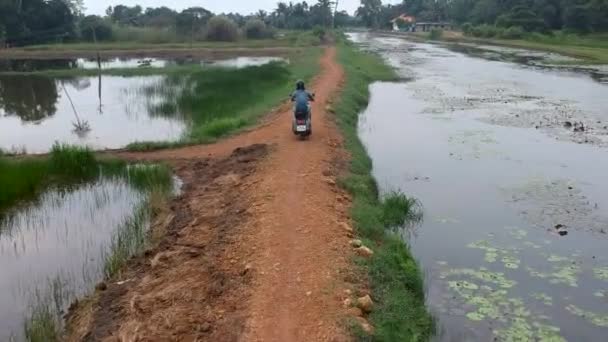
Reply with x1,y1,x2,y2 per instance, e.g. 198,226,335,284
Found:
292,93,315,138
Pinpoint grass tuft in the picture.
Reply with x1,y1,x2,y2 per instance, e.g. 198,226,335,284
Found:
335,37,434,341
48,143,97,179
381,191,422,229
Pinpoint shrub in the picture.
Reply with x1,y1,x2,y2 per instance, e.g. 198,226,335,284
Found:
111,25,178,43
313,26,327,43
206,16,240,42
244,19,273,39
471,24,500,38
429,28,443,40
461,22,473,35
500,26,525,39
80,15,113,41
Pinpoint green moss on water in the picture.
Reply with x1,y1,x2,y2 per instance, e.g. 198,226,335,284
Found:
334,39,433,341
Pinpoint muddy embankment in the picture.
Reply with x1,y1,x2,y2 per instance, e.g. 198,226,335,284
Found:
67,144,269,341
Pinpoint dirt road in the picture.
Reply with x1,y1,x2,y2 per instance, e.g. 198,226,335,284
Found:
67,47,361,342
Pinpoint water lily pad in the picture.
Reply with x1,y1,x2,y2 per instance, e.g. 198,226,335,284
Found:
523,241,542,249
531,293,553,306
593,267,608,281
566,304,608,327
485,252,498,263
547,254,568,263
593,291,605,298
466,312,485,321
436,261,448,266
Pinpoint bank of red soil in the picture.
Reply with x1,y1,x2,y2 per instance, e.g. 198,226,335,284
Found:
66,47,364,341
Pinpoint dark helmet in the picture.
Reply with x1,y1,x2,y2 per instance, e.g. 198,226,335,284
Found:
296,80,305,90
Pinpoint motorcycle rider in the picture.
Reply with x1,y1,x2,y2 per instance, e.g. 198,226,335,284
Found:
291,80,314,119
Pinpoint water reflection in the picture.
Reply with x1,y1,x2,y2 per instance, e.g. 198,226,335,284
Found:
0,75,188,153
0,75,58,122
0,56,288,72
0,177,146,341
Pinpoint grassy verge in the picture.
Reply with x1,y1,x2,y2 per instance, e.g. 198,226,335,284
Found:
126,47,322,151
7,31,321,52
410,31,608,64
335,40,433,340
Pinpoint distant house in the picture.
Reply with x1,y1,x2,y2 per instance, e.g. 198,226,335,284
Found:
391,14,416,32
413,22,453,32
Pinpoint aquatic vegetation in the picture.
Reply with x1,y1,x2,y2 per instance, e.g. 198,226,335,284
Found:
494,319,564,342
441,263,565,341
435,217,459,224
526,264,581,287
566,305,608,327
549,264,581,287
441,267,517,289
501,256,520,270
523,241,542,249
531,293,553,306
593,267,608,281
467,239,520,268
508,228,528,240
547,254,569,263
380,191,422,228
593,290,605,298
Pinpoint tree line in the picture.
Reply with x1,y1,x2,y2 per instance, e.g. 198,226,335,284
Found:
0,0,347,46
356,0,608,33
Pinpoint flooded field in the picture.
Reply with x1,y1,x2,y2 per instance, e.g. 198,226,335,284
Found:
0,56,286,72
0,56,286,153
0,176,153,340
0,74,187,153
349,33,608,341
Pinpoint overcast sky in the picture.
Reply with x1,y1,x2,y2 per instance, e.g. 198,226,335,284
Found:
83,0,402,16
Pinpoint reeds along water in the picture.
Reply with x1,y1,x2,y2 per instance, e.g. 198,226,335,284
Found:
0,145,174,340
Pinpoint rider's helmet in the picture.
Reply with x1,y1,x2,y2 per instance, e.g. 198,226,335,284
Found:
296,80,305,90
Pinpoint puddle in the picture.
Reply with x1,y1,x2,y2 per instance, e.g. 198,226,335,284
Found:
0,176,150,340
350,33,608,341
0,57,287,72
0,75,188,153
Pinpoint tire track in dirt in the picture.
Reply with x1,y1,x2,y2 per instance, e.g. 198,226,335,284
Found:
67,47,355,342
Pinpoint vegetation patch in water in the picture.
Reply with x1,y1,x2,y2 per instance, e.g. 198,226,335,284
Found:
565,305,608,327
531,293,553,306
593,267,608,281
438,260,566,341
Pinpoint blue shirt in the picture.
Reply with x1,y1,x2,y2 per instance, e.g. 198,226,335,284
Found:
292,89,313,112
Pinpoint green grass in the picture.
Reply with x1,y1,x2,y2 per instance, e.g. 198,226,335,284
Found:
13,31,320,52
126,47,322,151
335,39,434,341
0,143,173,211
439,31,608,64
